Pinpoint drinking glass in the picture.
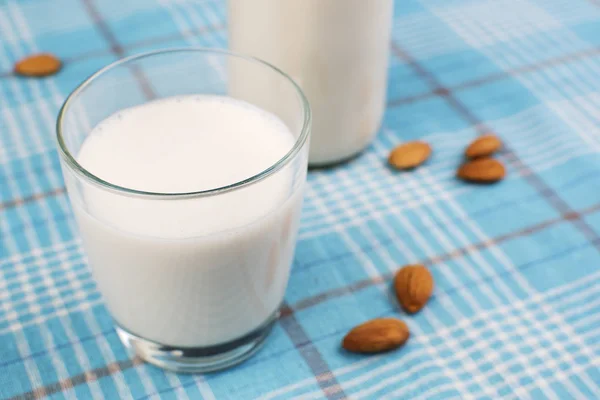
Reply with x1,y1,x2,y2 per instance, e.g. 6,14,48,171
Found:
56,48,311,373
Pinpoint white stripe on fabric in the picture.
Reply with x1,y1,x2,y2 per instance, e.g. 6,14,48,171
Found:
257,357,383,400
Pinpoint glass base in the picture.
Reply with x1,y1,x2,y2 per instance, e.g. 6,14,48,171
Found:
116,311,278,373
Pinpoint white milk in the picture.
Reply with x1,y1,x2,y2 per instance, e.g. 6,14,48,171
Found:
229,0,393,165
72,95,304,347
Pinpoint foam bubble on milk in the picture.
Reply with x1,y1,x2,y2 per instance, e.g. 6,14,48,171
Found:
73,95,304,347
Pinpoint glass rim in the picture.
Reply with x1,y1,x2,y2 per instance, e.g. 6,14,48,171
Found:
56,47,311,199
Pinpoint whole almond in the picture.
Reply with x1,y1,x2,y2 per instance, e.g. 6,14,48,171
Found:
14,53,62,77
457,157,505,183
394,264,434,314
465,134,502,159
388,141,431,170
342,318,409,353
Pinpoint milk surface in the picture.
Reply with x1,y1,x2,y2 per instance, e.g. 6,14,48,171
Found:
74,95,304,347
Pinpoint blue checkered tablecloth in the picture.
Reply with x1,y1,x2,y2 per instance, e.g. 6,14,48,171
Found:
2,0,600,398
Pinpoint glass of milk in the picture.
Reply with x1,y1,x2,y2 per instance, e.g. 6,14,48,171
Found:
56,48,311,373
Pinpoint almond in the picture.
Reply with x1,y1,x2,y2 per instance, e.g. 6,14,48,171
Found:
457,157,505,183
465,134,502,159
342,318,409,353
394,264,434,314
14,53,62,77
388,141,431,170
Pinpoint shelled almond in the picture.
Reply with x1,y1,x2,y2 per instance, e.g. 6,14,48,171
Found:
342,318,410,354
457,157,505,183
394,264,434,314
388,141,431,170
465,134,502,159
14,53,62,77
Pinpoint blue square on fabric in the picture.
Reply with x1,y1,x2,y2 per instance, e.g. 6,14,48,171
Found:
538,155,600,212
465,315,484,335
519,375,535,387
113,0,228,49
105,7,185,48
501,216,586,267
509,362,525,376
507,225,596,293
1,0,104,59
585,210,600,239
0,363,41,399
247,324,296,367
421,49,503,87
0,331,36,376
205,336,320,400
455,78,541,122
287,230,372,305
428,336,444,348
572,21,600,47
0,356,35,399
394,0,428,16
37,28,106,61
385,96,472,141
487,372,504,387
387,62,431,103
293,231,341,271
293,284,394,344
497,385,514,397
454,178,559,239
52,55,119,98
